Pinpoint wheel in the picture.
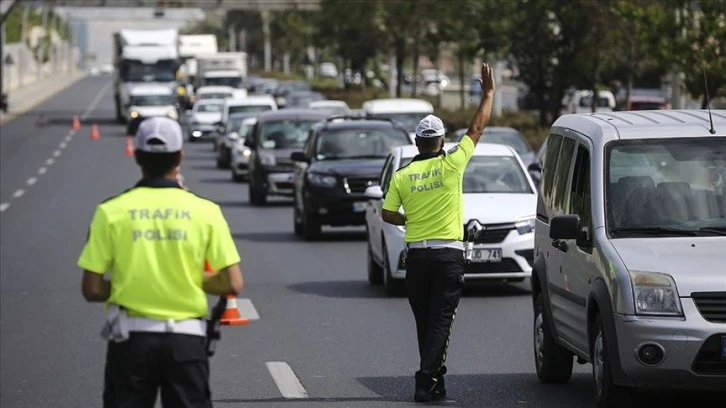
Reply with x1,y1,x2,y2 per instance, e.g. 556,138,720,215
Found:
382,240,405,295
216,147,229,169
367,237,383,285
533,292,574,383
592,314,631,407
293,200,303,236
248,183,267,206
301,203,321,240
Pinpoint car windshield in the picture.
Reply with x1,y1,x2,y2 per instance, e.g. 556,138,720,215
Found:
203,77,242,88
607,138,726,236
368,112,429,134
226,116,249,133
130,95,174,106
196,103,223,113
229,105,273,114
198,93,231,100
400,155,532,193
316,128,411,160
259,120,318,149
122,60,176,82
483,130,531,154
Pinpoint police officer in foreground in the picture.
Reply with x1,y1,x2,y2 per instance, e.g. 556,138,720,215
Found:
78,116,244,408
381,63,495,403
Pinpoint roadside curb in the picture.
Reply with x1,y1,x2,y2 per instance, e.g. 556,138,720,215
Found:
0,71,90,126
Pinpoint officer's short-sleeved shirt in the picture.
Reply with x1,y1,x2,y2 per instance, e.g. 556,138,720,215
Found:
382,135,475,242
77,178,241,320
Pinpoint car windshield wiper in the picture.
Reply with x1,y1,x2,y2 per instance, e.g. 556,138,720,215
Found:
694,227,726,236
611,226,726,236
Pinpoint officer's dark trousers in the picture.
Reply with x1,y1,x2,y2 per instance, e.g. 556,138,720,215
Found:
103,332,212,408
405,247,465,389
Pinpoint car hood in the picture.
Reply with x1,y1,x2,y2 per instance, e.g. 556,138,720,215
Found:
610,238,726,295
132,106,175,117
192,112,221,124
462,193,537,225
309,158,386,177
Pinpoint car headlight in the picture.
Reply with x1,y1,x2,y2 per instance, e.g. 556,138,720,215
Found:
167,110,178,119
130,111,139,118
515,216,536,235
258,152,276,166
192,130,202,137
240,148,251,157
629,271,683,316
307,172,337,187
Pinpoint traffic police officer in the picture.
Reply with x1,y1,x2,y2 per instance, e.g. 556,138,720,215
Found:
381,63,495,403
78,116,244,408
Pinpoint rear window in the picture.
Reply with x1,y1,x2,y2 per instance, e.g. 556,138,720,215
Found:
229,105,273,114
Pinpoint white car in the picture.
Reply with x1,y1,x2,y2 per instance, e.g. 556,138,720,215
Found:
127,84,178,122
230,117,258,182
364,143,538,295
361,98,434,142
194,85,235,102
216,96,277,150
187,99,224,142
308,100,351,117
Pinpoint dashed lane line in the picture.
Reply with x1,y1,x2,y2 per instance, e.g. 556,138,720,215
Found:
236,298,260,320
265,362,309,399
52,150,62,157
38,167,47,175
12,189,24,198
46,158,54,166
0,203,9,212
27,177,37,186
59,141,67,149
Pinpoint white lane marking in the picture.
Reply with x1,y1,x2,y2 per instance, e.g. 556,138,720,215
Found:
236,298,260,320
81,81,112,120
38,167,47,175
265,362,309,399
46,158,55,166
64,134,73,142
12,189,24,198
59,141,67,149
27,177,37,186
0,203,9,212
53,150,62,157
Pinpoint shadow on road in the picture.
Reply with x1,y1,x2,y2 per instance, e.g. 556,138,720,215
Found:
287,280,387,299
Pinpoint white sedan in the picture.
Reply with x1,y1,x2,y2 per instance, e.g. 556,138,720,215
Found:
364,143,538,295
229,117,258,182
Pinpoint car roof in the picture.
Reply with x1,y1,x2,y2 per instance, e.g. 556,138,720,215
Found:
318,118,406,131
224,96,276,106
362,98,434,114
196,98,225,104
456,126,521,134
396,142,516,159
552,109,726,147
129,85,173,95
197,86,234,93
309,100,348,108
255,108,329,122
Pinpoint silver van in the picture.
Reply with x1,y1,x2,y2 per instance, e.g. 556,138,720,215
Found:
532,110,726,407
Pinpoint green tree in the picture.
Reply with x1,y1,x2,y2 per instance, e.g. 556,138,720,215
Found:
270,10,317,72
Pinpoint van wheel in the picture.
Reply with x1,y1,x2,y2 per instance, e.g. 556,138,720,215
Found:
382,240,405,296
592,314,631,407
367,238,383,285
533,292,573,383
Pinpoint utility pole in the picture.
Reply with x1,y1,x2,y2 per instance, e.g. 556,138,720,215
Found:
261,9,271,71
228,25,236,52
19,5,29,87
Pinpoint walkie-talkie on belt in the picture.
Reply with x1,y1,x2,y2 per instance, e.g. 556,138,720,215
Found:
465,220,484,266
205,296,228,357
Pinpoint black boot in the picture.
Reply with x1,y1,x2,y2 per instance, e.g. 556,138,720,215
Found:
431,366,447,401
414,371,436,402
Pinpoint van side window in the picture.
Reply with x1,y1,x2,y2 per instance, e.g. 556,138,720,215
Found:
569,145,592,250
551,137,577,216
542,134,563,208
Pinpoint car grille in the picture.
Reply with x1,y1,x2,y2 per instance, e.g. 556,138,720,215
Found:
691,334,726,374
345,177,377,194
692,292,726,323
466,258,522,273
463,223,515,244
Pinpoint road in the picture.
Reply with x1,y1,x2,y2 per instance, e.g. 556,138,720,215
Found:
0,77,723,408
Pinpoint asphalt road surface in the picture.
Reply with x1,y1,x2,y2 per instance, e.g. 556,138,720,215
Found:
1,77,723,408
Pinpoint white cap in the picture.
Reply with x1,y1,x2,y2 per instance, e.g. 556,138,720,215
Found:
415,114,445,138
134,117,183,153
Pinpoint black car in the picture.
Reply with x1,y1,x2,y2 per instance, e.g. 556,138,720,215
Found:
291,117,413,240
244,109,330,205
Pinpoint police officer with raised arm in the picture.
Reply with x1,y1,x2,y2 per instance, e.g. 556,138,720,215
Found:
381,63,496,403
78,116,244,408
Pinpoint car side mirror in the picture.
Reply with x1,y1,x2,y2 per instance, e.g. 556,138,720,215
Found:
290,151,308,162
364,185,383,199
550,215,581,240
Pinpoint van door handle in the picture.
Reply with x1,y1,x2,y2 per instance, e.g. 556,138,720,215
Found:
551,240,568,252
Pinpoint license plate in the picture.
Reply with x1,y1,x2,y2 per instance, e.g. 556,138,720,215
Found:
721,336,726,360
471,248,502,263
352,202,368,212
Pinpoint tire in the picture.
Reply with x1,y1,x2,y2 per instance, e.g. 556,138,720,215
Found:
382,240,405,296
367,237,383,285
302,204,321,241
533,292,574,383
592,314,632,407
293,201,303,236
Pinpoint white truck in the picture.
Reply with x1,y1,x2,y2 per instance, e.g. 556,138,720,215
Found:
178,34,218,95
113,29,180,123
195,52,248,91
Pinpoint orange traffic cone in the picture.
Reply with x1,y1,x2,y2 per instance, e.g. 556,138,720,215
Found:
72,114,81,130
220,296,249,326
90,124,100,140
125,137,134,156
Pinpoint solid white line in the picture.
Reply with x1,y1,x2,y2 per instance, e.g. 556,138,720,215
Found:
38,167,47,175
265,362,309,399
236,298,260,320
12,189,24,198
27,177,37,186
46,158,55,166
0,203,9,212
53,150,62,157
81,81,112,120
59,142,67,149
